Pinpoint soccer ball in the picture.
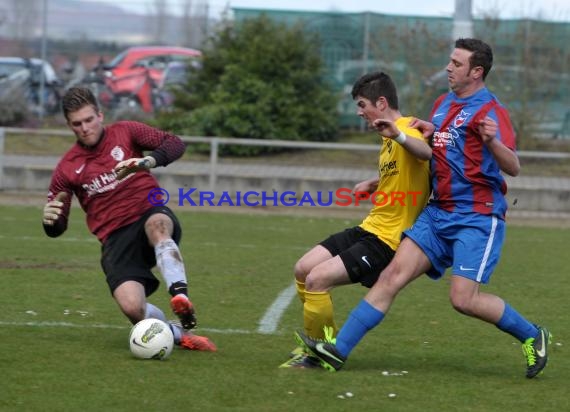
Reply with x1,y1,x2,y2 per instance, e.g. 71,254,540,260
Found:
129,318,174,360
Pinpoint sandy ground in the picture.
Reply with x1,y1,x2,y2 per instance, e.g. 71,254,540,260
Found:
3,190,569,228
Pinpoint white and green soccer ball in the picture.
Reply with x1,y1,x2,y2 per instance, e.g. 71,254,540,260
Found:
129,318,174,360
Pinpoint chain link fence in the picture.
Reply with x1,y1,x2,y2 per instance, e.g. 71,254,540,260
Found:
234,9,570,143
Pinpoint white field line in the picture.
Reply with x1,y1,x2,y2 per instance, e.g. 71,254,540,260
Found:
0,283,299,335
2,232,301,333
0,320,252,335
0,235,308,251
0,235,98,243
257,283,297,334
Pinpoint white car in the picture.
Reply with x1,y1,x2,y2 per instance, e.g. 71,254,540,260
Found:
0,57,62,115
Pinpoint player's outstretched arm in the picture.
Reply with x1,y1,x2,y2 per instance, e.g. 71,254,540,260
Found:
114,156,157,180
408,117,435,140
353,177,380,195
373,119,432,160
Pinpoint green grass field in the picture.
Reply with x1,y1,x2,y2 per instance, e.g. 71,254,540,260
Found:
0,204,567,412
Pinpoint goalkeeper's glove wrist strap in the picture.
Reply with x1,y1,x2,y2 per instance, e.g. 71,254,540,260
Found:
142,156,157,169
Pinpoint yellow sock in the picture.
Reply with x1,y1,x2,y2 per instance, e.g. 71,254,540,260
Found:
304,291,337,339
295,280,306,304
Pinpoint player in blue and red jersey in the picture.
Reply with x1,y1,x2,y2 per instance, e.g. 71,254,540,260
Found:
296,38,551,378
42,87,216,352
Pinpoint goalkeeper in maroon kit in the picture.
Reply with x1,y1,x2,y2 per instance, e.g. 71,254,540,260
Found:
42,86,216,352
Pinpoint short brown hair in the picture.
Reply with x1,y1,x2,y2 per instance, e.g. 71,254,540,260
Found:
455,38,493,80
61,87,100,120
351,71,399,110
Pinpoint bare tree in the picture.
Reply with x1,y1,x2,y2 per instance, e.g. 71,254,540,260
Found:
365,20,451,120
0,7,6,30
477,13,569,144
2,0,40,40
179,0,209,48
180,0,194,47
147,0,169,44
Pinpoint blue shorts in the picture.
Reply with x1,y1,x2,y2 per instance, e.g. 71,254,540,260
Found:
403,204,505,283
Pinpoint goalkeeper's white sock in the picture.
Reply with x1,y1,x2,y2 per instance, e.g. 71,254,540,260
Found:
168,323,183,344
145,303,182,344
155,239,188,294
144,303,167,322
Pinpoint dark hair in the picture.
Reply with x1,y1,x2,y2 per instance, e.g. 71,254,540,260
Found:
351,71,399,110
61,87,100,120
455,38,493,80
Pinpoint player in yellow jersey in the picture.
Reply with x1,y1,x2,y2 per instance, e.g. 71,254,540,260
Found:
280,72,432,368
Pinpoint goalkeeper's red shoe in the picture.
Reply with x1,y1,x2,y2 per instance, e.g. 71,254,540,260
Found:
179,333,217,352
170,294,197,330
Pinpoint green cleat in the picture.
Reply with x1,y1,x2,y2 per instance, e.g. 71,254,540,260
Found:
522,326,552,378
289,346,305,358
294,326,345,372
279,353,322,369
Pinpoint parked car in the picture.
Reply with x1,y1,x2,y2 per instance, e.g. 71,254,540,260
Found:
155,60,202,109
84,46,201,113
101,46,201,84
0,57,63,115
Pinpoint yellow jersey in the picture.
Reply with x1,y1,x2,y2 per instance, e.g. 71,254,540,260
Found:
359,116,431,251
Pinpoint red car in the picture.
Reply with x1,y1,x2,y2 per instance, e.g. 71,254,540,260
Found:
96,46,201,113
103,46,201,83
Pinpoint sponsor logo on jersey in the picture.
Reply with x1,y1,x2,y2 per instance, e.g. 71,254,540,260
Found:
380,160,397,174
433,128,460,147
81,170,124,196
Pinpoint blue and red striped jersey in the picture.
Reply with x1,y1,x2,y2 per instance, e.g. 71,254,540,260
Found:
429,87,516,218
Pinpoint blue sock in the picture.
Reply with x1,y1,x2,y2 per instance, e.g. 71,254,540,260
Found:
496,302,538,342
335,300,385,358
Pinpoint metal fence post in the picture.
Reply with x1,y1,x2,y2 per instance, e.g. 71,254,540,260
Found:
209,138,219,191
0,128,4,191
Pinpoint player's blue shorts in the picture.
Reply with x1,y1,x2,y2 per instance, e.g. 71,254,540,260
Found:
403,204,505,283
